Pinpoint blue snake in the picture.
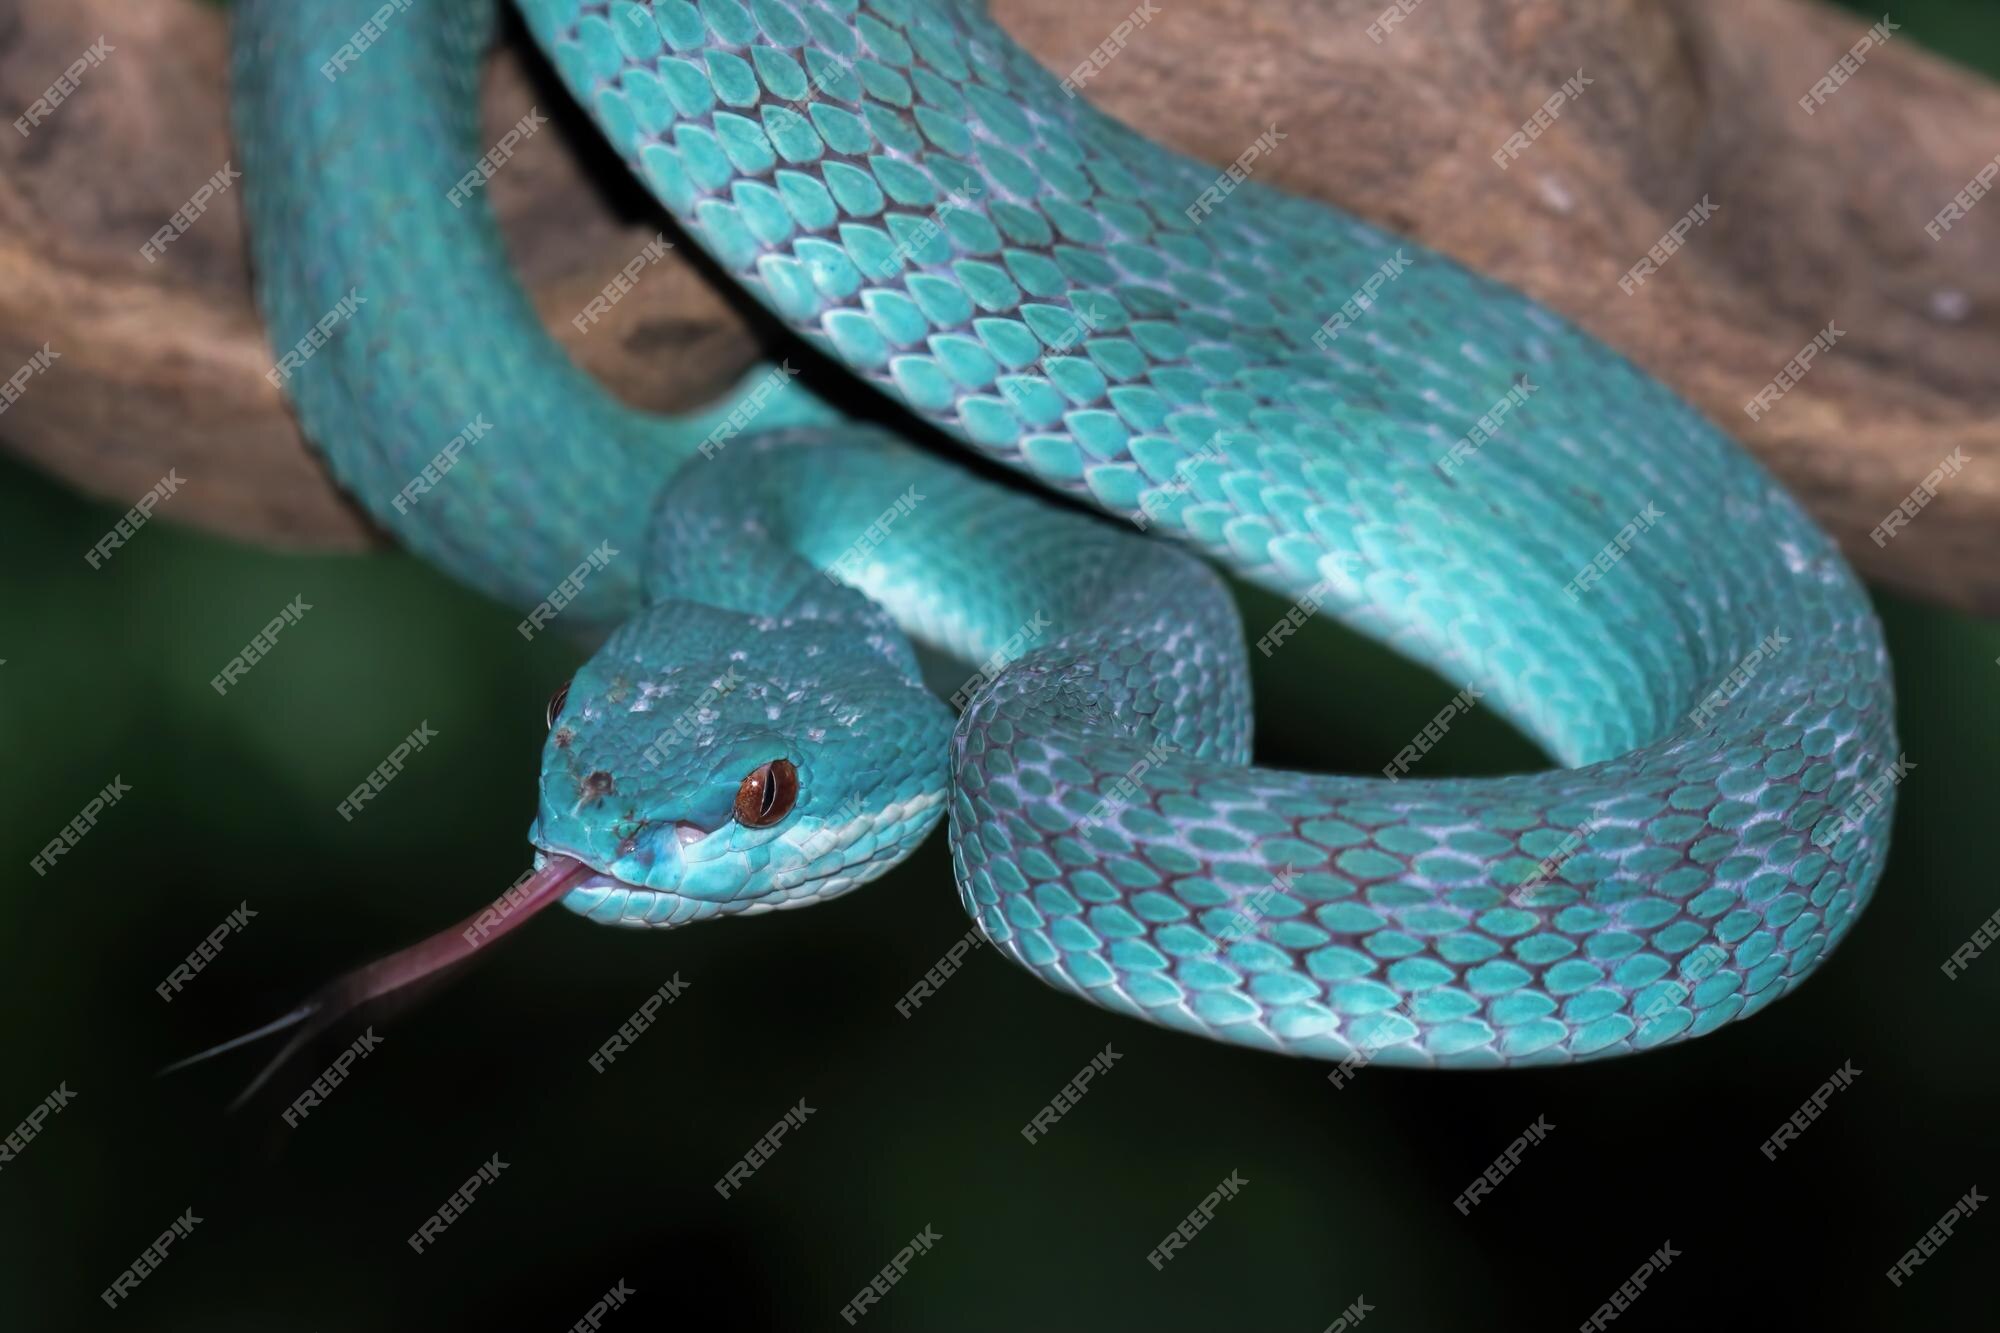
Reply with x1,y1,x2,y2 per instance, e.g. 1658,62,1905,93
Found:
213,0,1897,1079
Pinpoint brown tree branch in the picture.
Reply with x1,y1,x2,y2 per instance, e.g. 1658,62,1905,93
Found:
2,0,1994,611
0,0,760,549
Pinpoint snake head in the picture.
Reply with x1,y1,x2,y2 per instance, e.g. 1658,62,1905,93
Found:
530,591,952,928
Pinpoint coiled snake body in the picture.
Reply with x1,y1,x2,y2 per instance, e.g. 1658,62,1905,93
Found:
230,0,1897,1068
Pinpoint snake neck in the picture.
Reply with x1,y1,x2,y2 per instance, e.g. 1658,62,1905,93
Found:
647,427,1252,760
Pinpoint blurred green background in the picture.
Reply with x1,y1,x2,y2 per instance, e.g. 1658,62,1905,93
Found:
5,1,1998,1329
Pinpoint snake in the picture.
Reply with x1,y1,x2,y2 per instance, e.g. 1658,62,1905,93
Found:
210,0,1897,1081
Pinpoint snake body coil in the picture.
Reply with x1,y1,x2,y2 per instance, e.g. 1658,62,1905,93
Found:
234,0,1898,1067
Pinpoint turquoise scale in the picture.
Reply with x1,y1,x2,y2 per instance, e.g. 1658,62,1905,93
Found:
234,0,1896,1067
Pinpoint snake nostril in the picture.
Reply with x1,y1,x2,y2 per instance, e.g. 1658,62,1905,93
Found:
584,770,614,795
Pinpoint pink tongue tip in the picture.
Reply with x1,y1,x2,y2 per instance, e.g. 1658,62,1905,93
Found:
162,854,595,1109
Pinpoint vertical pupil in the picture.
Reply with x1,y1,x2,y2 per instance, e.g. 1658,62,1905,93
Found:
736,760,796,827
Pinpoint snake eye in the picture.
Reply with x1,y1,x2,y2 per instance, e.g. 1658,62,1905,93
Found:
734,758,798,828
546,679,571,729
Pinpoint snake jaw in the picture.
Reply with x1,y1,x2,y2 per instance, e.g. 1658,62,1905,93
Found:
548,859,730,929
535,784,949,930
531,816,734,927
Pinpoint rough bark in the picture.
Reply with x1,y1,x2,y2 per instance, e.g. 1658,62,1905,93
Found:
2,0,1994,610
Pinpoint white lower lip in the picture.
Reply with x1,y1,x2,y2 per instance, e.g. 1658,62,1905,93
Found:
560,873,700,928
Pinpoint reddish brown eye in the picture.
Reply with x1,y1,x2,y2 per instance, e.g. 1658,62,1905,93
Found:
734,758,798,828
546,679,571,729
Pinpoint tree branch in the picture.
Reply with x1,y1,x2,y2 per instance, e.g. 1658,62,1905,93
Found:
3,0,1994,611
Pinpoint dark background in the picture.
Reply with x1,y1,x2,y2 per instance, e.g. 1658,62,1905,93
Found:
4,1,1997,1328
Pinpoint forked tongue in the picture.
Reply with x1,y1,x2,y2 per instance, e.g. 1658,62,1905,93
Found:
160,855,593,1109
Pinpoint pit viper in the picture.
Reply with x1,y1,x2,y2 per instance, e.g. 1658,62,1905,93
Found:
218,0,1897,1075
